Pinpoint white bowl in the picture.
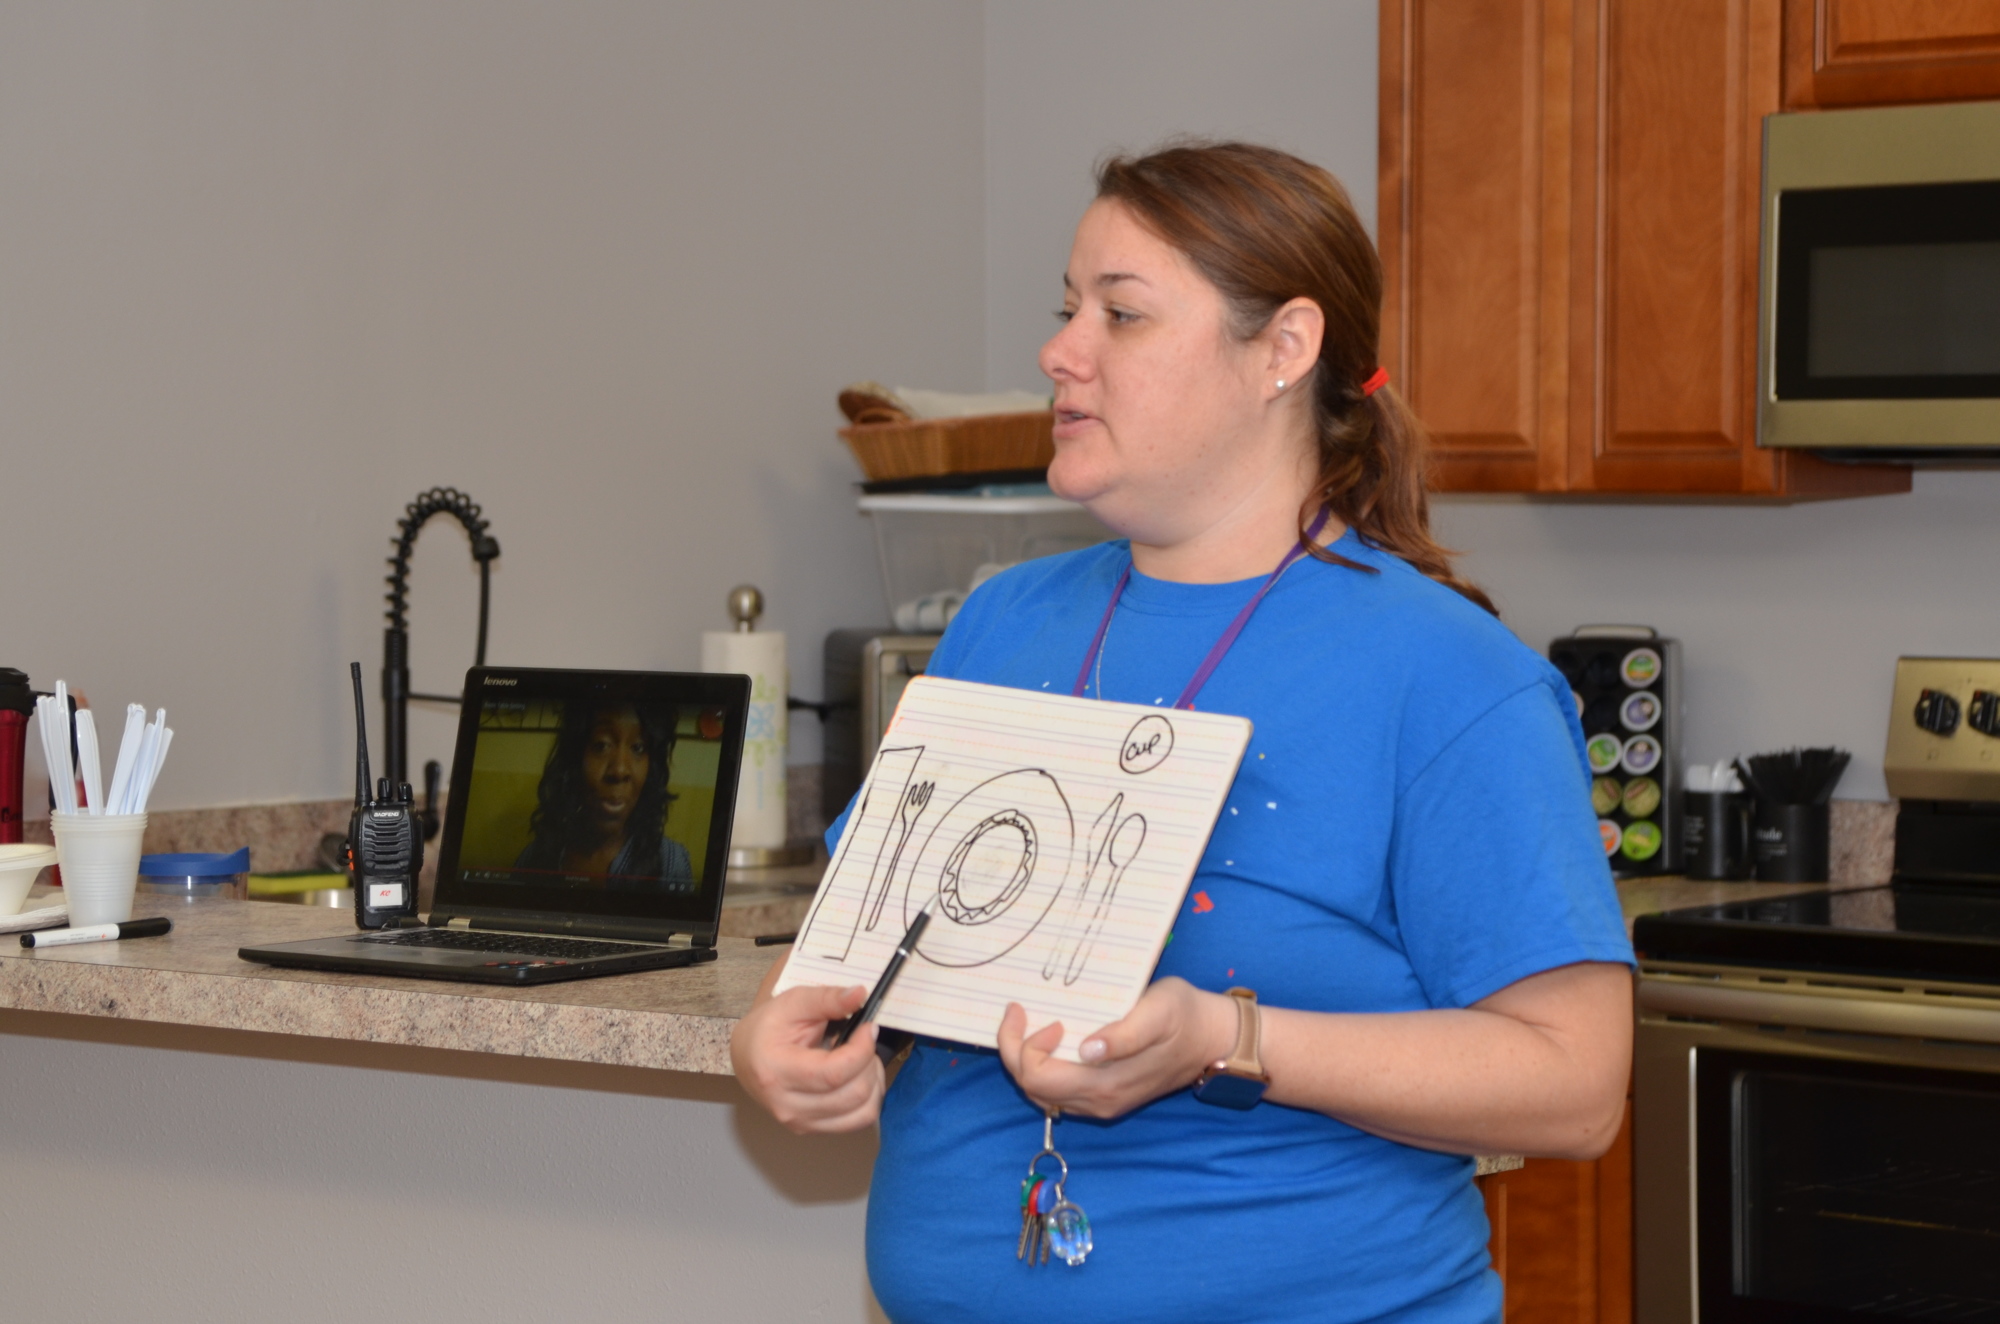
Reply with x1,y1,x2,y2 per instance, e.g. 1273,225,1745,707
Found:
0,843,57,916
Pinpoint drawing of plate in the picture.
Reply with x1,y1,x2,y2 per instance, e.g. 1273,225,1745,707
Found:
903,768,1075,969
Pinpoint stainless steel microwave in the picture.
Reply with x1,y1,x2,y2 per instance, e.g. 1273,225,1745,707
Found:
1759,100,2000,457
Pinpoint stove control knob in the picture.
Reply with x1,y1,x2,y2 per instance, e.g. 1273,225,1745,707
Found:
1915,689,1962,736
1970,691,2000,738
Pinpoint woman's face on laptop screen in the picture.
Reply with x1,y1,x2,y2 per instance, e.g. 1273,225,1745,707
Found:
581,707,651,838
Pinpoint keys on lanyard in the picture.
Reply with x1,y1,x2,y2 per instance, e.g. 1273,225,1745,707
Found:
1016,1108,1092,1268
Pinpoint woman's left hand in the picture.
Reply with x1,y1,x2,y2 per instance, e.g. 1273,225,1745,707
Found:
997,976,1237,1119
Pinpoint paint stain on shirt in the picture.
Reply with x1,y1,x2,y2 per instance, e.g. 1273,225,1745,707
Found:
1192,891,1215,914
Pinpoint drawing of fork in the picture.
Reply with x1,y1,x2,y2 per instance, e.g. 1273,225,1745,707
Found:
868,779,933,932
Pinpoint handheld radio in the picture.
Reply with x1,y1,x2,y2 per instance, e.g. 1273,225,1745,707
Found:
347,661,421,929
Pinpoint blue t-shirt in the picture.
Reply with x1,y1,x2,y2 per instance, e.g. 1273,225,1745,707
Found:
849,531,1633,1324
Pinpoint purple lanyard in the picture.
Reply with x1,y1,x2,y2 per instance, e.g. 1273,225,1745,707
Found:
1071,508,1331,710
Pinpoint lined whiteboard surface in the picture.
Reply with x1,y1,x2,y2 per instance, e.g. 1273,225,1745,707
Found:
776,676,1252,1061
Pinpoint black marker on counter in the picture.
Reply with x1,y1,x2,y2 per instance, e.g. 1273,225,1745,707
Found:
829,898,934,1048
23,917,172,948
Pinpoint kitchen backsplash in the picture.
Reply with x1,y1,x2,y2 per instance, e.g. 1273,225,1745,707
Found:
22,765,837,873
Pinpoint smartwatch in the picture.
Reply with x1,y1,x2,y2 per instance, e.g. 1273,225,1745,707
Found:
1192,987,1269,1110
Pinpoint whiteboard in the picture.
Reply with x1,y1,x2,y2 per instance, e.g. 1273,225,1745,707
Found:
775,676,1252,1061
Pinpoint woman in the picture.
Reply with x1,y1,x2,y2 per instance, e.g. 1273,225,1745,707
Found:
733,142,1632,1322
515,701,694,889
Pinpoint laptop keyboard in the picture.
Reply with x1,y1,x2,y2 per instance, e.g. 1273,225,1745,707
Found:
358,929,665,961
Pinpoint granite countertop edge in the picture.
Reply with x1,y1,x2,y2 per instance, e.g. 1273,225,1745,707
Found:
0,956,742,1075
0,880,1852,1155
0,893,761,1076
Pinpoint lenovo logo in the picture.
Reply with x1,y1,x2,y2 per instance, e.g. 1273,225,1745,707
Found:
482,677,518,686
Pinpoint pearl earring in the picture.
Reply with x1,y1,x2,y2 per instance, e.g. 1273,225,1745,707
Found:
1275,379,1287,392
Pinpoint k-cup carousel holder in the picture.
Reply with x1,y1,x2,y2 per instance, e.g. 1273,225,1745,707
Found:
1549,627,1683,877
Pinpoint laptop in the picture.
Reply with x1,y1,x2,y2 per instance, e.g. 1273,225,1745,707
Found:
240,665,749,985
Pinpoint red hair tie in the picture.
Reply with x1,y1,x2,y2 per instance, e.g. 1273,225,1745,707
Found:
1359,366,1389,398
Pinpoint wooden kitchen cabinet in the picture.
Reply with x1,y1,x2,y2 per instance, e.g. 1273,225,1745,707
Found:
1379,0,1910,498
1480,1106,1633,1324
1783,0,2000,109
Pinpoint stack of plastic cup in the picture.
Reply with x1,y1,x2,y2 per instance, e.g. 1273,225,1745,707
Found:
51,811,149,926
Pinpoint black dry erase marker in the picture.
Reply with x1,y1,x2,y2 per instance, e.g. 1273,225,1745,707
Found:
754,932,798,947
23,916,172,948
830,899,934,1048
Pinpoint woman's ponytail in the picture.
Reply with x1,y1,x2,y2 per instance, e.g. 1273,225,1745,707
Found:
1304,381,1496,614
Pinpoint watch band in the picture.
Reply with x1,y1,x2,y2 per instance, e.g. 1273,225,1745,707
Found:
1193,987,1269,1109
1216,987,1264,1077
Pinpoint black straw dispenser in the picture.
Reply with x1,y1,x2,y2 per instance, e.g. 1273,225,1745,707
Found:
1737,747,1850,883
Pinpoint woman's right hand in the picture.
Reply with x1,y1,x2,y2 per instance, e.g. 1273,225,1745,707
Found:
729,956,886,1134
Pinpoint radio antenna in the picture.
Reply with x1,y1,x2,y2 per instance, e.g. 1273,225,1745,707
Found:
350,661,373,807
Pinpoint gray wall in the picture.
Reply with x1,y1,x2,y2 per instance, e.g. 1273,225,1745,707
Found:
3,1,985,809
981,0,1999,802
982,0,1378,393
1432,483,2000,803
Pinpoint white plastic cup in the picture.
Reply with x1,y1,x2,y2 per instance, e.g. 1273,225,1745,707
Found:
51,812,148,927
0,843,57,916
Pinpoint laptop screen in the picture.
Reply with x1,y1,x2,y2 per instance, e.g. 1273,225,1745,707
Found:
432,667,749,931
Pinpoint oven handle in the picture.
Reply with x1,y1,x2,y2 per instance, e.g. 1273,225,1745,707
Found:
1638,979,2000,1043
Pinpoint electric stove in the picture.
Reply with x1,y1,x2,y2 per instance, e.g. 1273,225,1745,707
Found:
1633,883,2000,987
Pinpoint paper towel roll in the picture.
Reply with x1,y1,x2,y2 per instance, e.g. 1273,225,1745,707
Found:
701,629,788,850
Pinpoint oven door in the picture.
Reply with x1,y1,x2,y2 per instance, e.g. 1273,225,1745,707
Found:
1637,971,2000,1324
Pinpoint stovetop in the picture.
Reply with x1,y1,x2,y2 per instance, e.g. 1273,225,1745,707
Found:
1633,884,2000,986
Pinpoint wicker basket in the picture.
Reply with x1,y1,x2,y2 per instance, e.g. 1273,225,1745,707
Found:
839,411,1054,483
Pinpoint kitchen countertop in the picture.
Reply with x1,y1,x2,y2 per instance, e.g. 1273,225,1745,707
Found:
0,891,777,1076
0,875,1838,1166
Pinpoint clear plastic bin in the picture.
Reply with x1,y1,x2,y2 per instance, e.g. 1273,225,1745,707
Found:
138,848,249,902
859,493,1112,628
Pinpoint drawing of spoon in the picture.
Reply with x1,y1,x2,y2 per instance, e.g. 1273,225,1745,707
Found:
1061,811,1145,987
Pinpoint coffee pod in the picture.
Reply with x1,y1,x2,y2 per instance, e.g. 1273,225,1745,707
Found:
1590,776,1622,816
1620,690,1662,732
1621,648,1662,688
1622,776,1662,818
1587,734,1623,775
1598,819,1623,857
1621,819,1663,862
1621,733,1663,776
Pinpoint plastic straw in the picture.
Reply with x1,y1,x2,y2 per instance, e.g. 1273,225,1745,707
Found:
104,704,146,816
141,728,172,812
34,697,66,813
131,723,172,814
75,709,103,814
51,682,75,813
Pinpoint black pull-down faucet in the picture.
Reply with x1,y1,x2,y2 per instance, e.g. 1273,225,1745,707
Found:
382,486,500,841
